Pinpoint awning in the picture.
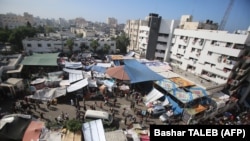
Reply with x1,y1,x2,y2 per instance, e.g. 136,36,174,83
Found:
65,61,83,69
7,65,23,74
67,78,88,93
144,88,164,105
31,78,45,85
82,119,106,141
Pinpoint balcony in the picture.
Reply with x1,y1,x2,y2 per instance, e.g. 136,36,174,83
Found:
156,44,166,50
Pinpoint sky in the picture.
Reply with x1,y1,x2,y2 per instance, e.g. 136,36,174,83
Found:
0,0,249,32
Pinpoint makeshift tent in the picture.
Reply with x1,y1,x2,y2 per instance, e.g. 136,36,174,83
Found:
96,63,112,68
144,88,164,105
0,115,32,141
123,59,165,83
82,119,106,141
165,96,183,115
22,121,45,141
88,79,98,87
67,78,88,93
63,68,85,83
65,61,83,69
91,65,106,73
28,87,66,101
21,53,59,66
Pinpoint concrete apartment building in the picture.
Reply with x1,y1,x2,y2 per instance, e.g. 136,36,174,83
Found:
125,13,250,107
0,12,34,29
124,13,179,60
22,37,117,54
106,17,118,27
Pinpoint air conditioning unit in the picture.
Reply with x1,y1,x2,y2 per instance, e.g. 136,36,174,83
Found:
226,60,232,64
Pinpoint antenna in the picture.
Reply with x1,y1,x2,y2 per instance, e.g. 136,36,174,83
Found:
219,0,235,30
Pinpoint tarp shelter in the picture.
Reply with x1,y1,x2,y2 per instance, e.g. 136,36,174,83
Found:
63,68,85,83
96,63,112,68
139,59,172,72
165,96,183,115
28,87,66,101
65,61,83,69
144,88,164,105
169,77,195,87
155,79,179,92
124,59,165,83
67,78,88,93
82,119,106,141
6,64,23,74
21,53,59,66
91,65,107,73
0,114,32,141
22,121,45,141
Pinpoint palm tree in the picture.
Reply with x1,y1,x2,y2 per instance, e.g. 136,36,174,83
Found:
103,44,110,54
79,43,86,52
66,38,74,54
116,32,130,54
90,40,99,54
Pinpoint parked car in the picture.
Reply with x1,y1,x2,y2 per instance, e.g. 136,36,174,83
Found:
152,105,166,117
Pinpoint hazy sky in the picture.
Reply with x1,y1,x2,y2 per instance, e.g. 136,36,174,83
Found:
0,0,249,32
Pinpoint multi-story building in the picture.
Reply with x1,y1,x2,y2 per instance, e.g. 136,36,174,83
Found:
22,37,117,54
0,12,34,29
124,13,179,60
107,17,117,27
125,13,250,108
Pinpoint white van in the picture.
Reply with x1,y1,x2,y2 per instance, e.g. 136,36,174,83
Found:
84,110,113,126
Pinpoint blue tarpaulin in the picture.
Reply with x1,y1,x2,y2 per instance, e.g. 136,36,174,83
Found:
91,65,107,73
166,95,183,115
123,59,165,83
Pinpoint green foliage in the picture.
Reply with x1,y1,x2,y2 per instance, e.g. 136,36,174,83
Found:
116,32,130,54
8,26,37,52
103,44,110,54
66,39,74,53
90,40,100,53
66,119,82,132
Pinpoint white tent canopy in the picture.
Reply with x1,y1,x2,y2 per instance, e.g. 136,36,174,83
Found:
144,88,164,105
28,87,66,101
82,119,106,141
67,78,88,93
65,61,83,69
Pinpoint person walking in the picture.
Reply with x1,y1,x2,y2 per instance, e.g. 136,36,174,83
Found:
70,99,74,106
124,116,127,125
46,101,51,110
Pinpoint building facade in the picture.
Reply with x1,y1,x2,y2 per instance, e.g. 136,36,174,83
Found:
124,13,179,61
22,37,117,54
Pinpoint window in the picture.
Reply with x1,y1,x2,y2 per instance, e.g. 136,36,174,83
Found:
38,43,42,47
110,43,114,46
27,44,31,47
75,44,78,46
47,44,51,47
211,40,216,45
207,51,212,55
180,36,184,39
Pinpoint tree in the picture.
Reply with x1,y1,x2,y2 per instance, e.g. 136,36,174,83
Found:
90,40,99,53
66,119,82,141
26,21,32,28
66,38,74,54
8,26,37,52
116,32,130,54
80,42,89,52
103,44,110,54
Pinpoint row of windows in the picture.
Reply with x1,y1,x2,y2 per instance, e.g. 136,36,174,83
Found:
27,43,115,47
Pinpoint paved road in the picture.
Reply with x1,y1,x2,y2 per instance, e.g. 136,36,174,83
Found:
0,93,164,130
